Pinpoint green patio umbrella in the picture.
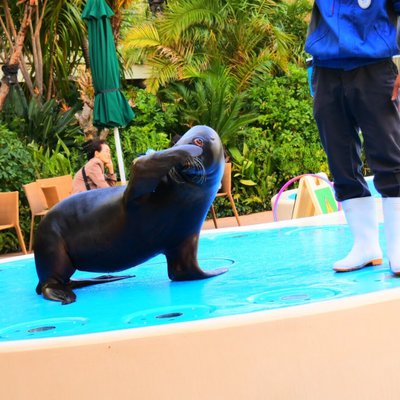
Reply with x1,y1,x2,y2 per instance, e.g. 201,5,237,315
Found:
82,0,134,184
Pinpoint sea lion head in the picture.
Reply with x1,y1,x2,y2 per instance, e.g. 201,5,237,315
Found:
171,125,225,186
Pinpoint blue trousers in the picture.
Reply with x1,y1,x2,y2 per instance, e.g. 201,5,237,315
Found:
312,59,400,201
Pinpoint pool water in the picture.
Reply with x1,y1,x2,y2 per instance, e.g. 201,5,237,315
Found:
0,223,398,342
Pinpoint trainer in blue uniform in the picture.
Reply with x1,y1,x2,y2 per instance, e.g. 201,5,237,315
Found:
305,1,400,273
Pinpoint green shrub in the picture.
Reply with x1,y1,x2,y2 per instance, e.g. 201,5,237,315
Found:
27,139,80,179
125,87,178,133
271,0,312,66
0,126,80,254
1,94,82,149
0,125,35,254
227,127,278,214
225,64,328,214
159,66,258,147
0,125,36,191
108,125,171,179
249,64,328,179
108,88,177,178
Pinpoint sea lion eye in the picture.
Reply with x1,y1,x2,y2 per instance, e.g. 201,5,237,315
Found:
193,138,204,147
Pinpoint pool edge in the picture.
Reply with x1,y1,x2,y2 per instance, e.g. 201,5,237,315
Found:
2,284,400,399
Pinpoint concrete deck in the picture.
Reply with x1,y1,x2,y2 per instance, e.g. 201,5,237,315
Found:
202,210,274,230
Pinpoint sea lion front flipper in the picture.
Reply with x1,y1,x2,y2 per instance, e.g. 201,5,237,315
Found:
124,145,203,202
38,280,77,305
166,234,228,281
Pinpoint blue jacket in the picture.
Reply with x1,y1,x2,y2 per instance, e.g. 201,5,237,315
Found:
305,0,400,69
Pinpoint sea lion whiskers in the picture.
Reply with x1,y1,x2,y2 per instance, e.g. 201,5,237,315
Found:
168,156,206,184
182,157,206,184
169,166,186,184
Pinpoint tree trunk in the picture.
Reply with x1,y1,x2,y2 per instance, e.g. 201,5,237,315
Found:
81,37,90,69
110,13,121,47
0,1,35,112
30,0,47,99
0,1,34,96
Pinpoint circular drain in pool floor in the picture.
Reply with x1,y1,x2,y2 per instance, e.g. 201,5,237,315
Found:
247,287,341,309
0,317,88,340
124,304,216,327
346,266,397,285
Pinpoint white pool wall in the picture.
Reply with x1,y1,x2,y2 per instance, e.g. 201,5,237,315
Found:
1,211,398,400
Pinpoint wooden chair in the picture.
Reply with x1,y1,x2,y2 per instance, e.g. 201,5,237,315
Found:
36,175,72,203
0,191,27,254
23,182,49,252
210,163,241,228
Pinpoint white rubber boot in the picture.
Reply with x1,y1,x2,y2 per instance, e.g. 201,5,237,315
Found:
382,197,400,275
333,197,382,272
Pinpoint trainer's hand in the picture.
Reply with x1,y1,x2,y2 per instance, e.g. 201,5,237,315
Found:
391,74,400,101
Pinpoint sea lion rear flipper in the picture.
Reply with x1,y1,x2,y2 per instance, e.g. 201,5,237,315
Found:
69,274,135,288
166,234,228,281
37,275,134,305
124,145,203,202
169,266,228,281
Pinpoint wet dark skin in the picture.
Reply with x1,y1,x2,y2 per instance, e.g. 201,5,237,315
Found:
34,126,228,304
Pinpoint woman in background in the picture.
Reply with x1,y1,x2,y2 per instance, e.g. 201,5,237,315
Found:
72,139,117,194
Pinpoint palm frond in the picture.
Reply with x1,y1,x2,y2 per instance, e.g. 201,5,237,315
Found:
160,0,222,41
122,22,160,47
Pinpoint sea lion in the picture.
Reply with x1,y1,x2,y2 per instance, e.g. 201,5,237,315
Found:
34,125,228,304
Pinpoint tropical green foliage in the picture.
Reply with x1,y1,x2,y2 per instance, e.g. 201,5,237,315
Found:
226,64,328,213
0,125,36,192
271,0,312,66
109,125,171,178
1,94,82,149
24,98,81,148
160,65,258,145
38,0,86,100
122,0,293,92
0,125,35,253
122,0,294,145
0,85,28,133
228,128,277,212
28,139,79,179
109,87,175,177
0,0,86,102
108,0,146,43
128,87,178,131
248,64,328,182
0,0,322,252
0,124,80,253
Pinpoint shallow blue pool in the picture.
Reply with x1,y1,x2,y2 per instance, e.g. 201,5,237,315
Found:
0,223,398,342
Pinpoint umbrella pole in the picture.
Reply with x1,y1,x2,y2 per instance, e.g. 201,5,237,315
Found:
114,127,127,185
